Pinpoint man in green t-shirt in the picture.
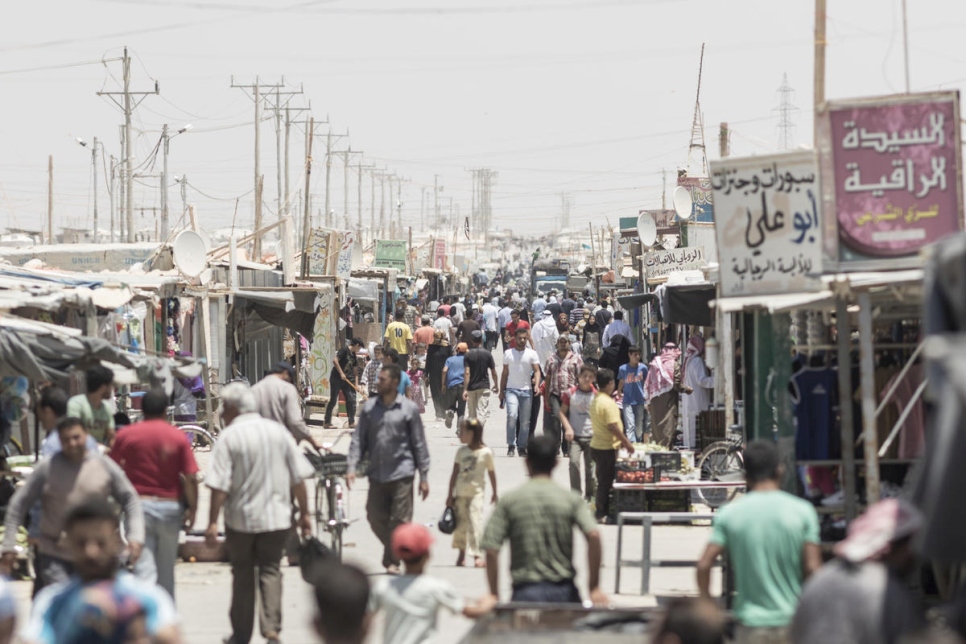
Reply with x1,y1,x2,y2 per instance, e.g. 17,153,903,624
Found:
66,365,116,446
479,434,606,608
697,441,822,643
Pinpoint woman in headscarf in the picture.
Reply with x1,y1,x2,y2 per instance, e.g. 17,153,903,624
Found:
426,330,453,421
644,342,692,448
681,335,715,449
599,335,631,375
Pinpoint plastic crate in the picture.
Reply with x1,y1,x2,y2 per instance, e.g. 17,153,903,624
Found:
648,452,682,472
645,489,690,513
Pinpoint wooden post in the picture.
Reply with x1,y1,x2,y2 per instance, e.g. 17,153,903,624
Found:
408,227,413,275
197,294,215,431
47,155,54,244
301,118,315,279
814,0,827,116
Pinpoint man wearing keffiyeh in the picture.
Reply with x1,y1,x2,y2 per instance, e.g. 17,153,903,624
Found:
643,343,691,449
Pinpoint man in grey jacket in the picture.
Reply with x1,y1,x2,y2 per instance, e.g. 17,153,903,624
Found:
347,363,431,575
1,416,145,595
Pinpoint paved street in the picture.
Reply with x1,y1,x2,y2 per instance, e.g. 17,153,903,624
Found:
6,356,721,643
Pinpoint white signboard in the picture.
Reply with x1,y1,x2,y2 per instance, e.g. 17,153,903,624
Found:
711,151,823,297
644,247,707,281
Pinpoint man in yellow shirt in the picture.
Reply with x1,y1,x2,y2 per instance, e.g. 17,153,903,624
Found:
589,368,635,523
384,310,415,369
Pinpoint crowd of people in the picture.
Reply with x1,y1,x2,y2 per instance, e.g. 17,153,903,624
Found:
0,273,947,644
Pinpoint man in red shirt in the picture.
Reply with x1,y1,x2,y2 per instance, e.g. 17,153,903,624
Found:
503,308,533,349
110,388,199,599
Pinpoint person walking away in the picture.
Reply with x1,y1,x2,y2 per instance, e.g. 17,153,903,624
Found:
589,369,636,523
385,311,415,369
497,300,513,352
446,419,497,568
253,361,323,450
433,308,456,347
681,336,715,450
560,365,598,504
324,338,364,429
413,315,436,352
531,294,548,321
451,297,466,326
383,348,413,398
645,343,692,449
205,382,315,644
312,562,371,644
696,441,822,644
442,343,468,430
371,523,488,644
500,328,541,457
110,389,199,599
530,310,560,369
602,310,631,348
543,335,583,455
479,435,606,605
67,365,116,446
462,331,498,424
426,331,452,421
482,299,500,351
560,292,577,317
407,355,426,414
361,345,385,401
2,417,145,595
346,364,431,575
599,334,631,375
23,500,180,644
568,299,586,329
580,312,603,367
791,498,924,644
455,308,481,345
617,346,649,443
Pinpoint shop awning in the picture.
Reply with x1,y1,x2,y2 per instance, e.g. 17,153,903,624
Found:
712,291,835,314
616,293,657,310
664,283,716,327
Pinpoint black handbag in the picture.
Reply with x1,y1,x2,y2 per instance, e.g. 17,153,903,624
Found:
299,536,334,584
438,506,457,535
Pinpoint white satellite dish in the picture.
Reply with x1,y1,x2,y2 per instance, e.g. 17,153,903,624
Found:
172,230,208,277
196,228,212,253
636,212,658,247
673,186,694,220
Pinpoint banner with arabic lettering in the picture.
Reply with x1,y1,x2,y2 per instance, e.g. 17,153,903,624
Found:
710,151,823,297
644,247,706,282
677,177,714,223
374,239,408,270
820,91,963,264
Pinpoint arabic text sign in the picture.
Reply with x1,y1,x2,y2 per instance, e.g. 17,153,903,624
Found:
711,151,823,297
306,229,336,276
677,177,715,223
827,92,962,258
336,230,355,280
374,239,408,270
432,239,447,270
644,247,706,281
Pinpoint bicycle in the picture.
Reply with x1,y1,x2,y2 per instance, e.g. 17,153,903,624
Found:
177,424,217,453
306,431,353,560
695,428,745,508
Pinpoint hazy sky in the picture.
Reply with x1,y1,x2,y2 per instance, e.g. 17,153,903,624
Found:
2,0,965,238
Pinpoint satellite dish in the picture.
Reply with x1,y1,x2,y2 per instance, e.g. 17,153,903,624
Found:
172,230,208,277
196,229,212,253
673,186,694,220
636,213,658,247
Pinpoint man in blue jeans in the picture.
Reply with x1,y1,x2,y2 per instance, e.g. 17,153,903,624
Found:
110,389,200,599
500,327,541,457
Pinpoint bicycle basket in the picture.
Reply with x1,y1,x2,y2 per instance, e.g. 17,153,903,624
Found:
310,453,348,477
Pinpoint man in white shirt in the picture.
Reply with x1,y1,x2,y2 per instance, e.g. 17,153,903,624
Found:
206,382,315,644
451,299,466,326
433,308,456,346
531,295,548,321
602,310,632,347
530,310,560,368
500,328,541,458
482,300,500,351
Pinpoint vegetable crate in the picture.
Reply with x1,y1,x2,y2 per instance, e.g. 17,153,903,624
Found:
611,488,691,519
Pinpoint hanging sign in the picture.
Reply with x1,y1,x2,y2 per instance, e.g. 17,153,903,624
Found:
432,239,447,270
374,239,407,270
644,247,706,281
336,230,355,280
711,150,823,297
819,91,963,266
305,228,337,276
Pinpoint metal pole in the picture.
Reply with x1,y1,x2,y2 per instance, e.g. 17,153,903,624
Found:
343,151,350,228
284,109,291,215
301,117,314,279
901,0,911,92
836,296,858,520
275,88,282,219
857,292,880,504
109,155,116,243
161,125,169,240
92,137,99,242
123,48,134,242
324,129,332,228
253,79,262,259
47,155,54,244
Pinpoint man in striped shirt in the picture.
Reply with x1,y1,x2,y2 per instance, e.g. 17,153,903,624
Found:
206,383,315,644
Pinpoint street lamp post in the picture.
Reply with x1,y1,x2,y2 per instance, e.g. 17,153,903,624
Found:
161,124,191,241
77,137,100,242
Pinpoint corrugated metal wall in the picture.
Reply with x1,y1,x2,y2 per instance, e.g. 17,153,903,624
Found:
234,268,285,386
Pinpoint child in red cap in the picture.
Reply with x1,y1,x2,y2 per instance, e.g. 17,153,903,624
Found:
370,523,487,644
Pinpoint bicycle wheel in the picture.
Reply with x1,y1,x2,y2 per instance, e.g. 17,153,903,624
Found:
696,442,743,508
316,479,344,560
179,425,216,452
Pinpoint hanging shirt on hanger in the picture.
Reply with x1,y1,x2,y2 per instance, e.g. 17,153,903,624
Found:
791,367,839,461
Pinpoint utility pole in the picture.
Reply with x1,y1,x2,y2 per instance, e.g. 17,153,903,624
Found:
47,156,54,244
97,47,159,242
356,162,374,241
301,117,315,278
283,105,314,217
161,125,168,240
334,148,364,228
814,0,827,120
231,76,285,255
719,122,730,158
433,175,441,229
264,83,304,216
420,187,426,231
